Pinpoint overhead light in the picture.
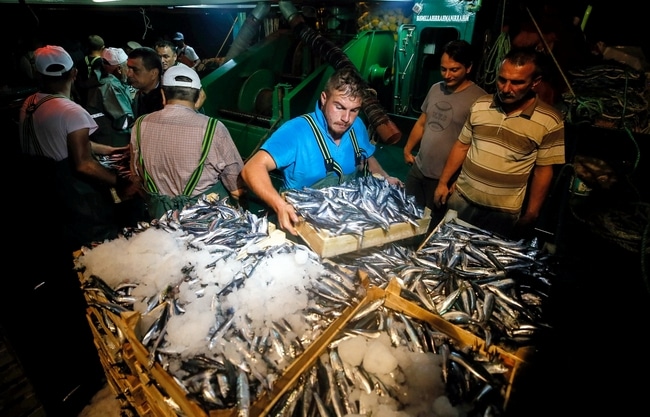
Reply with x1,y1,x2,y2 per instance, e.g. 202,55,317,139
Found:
92,0,122,3
176,4,257,9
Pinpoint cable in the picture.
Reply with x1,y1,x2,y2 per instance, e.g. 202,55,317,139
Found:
139,8,153,41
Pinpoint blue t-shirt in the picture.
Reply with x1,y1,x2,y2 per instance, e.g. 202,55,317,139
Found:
261,102,375,190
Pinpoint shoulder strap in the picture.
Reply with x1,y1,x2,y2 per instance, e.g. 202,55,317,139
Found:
349,128,369,176
135,115,160,194
182,117,218,196
136,115,219,197
302,114,343,181
21,94,66,157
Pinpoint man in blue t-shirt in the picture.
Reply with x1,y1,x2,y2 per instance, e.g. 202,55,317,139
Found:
241,67,401,236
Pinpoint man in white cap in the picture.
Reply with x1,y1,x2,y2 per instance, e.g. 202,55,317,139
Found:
102,47,130,84
130,65,245,219
19,45,140,251
84,47,135,147
126,40,142,54
172,31,200,68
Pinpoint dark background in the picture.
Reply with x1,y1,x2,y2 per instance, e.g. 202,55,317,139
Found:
1,0,649,72
2,1,649,416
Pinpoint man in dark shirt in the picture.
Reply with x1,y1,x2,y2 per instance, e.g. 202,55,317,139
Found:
126,47,163,119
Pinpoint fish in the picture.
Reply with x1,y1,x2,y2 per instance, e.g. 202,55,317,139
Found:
236,370,250,417
285,176,426,237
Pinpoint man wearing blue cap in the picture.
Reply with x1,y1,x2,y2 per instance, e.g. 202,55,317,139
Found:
172,32,200,68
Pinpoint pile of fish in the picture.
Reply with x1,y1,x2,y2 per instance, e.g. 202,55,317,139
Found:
96,149,131,179
78,197,368,414
77,198,547,416
271,298,511,417
284,175,426,236
334,216,556,351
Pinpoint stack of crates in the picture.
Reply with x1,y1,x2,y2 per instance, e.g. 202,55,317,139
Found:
80,270,529,416
76,209,538,416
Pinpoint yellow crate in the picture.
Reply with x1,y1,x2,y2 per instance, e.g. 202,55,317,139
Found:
112,269,372,417
78,246,525,415
296,208,431,258
380,278,531,411
264,279,524,414
382,278,531,366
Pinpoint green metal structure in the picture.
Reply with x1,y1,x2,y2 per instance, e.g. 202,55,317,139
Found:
201,0,481,170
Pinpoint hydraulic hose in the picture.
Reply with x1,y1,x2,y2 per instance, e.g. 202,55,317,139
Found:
224,1,271,63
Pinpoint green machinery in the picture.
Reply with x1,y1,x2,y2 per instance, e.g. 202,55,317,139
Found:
201,0,482,162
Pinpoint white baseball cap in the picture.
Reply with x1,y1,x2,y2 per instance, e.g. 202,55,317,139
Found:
162,65,201,89
34,45,74,76
102,47,128,66
127,41,142,50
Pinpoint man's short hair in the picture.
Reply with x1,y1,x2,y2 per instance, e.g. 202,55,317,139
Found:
128,47,163,74
443,39,475,69
503,46,545,79
154,39,177,53
324,67,365,101
87,35,105,52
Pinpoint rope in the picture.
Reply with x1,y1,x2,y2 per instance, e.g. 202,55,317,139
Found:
524,7,575,99
476,0,510,91
216,15,238,58
563,64,648,132
138,8,153,40
621,71,642,173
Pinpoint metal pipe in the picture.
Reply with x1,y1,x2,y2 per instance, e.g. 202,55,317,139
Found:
278,1,402,145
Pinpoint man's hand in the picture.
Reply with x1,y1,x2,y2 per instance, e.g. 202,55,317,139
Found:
515,211,538,228
386,176,404,187
115,175,144,202
276,202,301,236
433,182,454,208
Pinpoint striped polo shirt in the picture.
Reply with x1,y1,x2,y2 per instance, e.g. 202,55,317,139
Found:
455,94,565,213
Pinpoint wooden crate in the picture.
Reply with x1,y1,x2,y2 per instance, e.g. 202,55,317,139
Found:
380,277,531,411
261,279,525,414
77,237,524,415
78,250,372,417
296,208,431,258
115,271,373,417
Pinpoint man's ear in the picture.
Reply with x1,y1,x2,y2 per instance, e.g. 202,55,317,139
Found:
532,76,542,89
320,91,327,107
161,89,167,105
